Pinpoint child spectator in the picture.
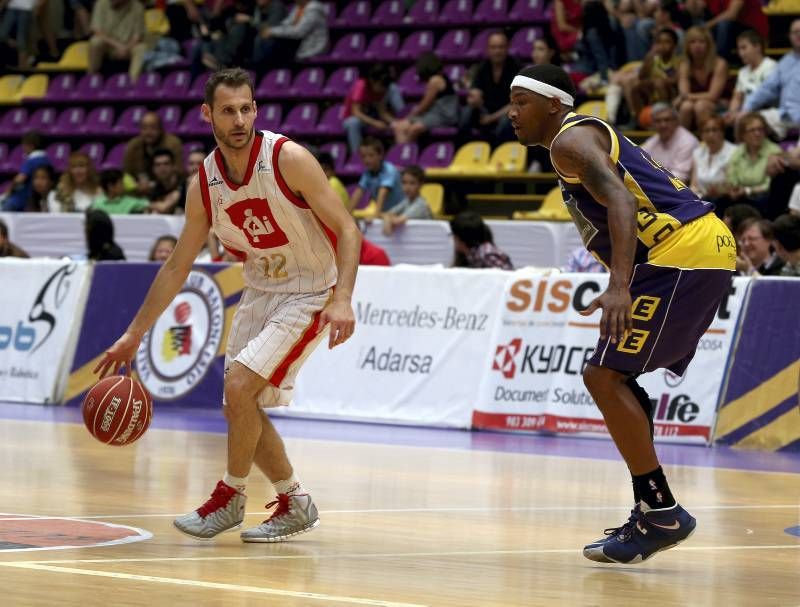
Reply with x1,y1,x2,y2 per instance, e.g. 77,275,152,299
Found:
316,151,349,207
27,164,57,212
149,234,177,262
348,137,404,215
1,131,50,212
93,169,149,215
724,30,777,126
382,165,433,236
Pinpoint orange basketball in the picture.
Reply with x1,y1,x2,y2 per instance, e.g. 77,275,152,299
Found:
638,105,653,129
82,376,152,446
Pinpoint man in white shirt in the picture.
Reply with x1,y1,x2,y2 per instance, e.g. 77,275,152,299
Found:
724,30,777,126
641,103,699,183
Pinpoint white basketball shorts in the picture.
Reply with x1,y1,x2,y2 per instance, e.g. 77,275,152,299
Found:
225,287,331,408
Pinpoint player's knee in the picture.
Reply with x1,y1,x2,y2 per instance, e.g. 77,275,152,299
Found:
223,370,260,413
583,364,623,394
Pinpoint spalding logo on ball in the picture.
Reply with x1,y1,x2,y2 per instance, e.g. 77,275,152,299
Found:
82,376,153,446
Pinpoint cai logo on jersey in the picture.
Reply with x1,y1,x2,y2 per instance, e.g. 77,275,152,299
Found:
224,198,289,250
136,271,224,400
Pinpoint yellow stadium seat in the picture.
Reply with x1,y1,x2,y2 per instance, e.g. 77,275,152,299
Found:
145,9,170,35
0,75,23,103
420,183,444,217
38,41,88,71
12,74,48,103
512,187,572,221
576,100,608,121
353,200,377,219
448,141,492,173
489,142,528,173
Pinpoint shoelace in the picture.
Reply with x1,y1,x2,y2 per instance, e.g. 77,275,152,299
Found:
196,481,237,518
603,506,643,542
262,493,292,523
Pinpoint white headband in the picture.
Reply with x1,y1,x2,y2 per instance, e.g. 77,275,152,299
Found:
511,75,574,107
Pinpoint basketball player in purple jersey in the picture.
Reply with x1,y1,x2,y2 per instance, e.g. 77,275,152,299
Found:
509,64,736,563
95,69,362,542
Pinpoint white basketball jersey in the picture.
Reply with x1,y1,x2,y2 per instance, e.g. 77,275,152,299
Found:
199,131,338,293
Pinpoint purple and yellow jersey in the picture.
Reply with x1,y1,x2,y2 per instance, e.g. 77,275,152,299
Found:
551,113,735,272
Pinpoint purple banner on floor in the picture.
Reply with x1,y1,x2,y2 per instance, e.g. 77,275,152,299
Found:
63,262,244,409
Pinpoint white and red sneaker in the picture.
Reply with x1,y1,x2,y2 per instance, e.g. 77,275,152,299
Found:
173,480,246,540
240,493,319,543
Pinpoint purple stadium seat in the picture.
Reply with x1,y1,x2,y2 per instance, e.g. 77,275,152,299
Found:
323,33,366,62
316,103,344,135
320,141,348,171
101,142,127,170
466,29,494,60
324,2,336,23
372,0,406,24
0,143,7,167
474,0,508,21
157,105,182,134
255,103,283,132
439,0,473,23
79,142,106,168
398,30,434,59
188,72,212,101
0,144,25,174
99,72,132,100
323,66,359,97
176,105,207,137
333,0,371,26
340,154,365,179
398,66,424,97
436,29,471,60
183,141,206,158
510,26,542,57
419,142,454,168
129,72,162,101
290,67,325,97
46,73,77,101
28,107,58,134
71,73,104,100
160,70,192,100
407,0,439,24
46,142,71,172
386,143,418,167
365,31,400,61
444,64,467,87
82,106,115,136
280,103,319,137
509,0,546,20
256,69,292,99
51,107,86,136
113,105,147,136
0,107,28,137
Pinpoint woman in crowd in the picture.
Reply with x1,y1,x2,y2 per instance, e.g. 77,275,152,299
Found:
674,26,728,130
149,235,177,263
450,211,513,270
531,31,561,66
726,113,781,209
690,115,736,206
27,165,57,212
49,152,103,213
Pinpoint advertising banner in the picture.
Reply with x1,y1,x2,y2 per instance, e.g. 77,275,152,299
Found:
472,272,749,443
288,266,511,428
0,259,92,404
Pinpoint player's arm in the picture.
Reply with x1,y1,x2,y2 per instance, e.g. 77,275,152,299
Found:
94,178,211,377
278,141,362,348
551,125,636,344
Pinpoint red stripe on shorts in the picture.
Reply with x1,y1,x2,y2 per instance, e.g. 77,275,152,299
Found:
268,308,324,387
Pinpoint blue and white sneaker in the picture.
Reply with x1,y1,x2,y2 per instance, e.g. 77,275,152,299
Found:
583,502,696,563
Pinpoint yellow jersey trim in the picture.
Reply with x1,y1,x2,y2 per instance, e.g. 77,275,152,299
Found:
552,114,621,184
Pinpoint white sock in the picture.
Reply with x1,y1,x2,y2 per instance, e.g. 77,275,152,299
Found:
223,472,248,494
273,473,304,496
605,83,623,125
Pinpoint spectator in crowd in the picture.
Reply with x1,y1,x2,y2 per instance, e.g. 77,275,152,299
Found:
703,0,768,63
123,112,184,197
48,151,103,213
726,113,781,209
531,31,561,66
359,238,391,266
185,148,205,178
85,208,126,261
459,32,520,145
0,0,35,68
772,213,800,276
736,217,784,275
675,26,728,131
93,169,149,215
690,116,736,205
348,137,404,215
252,0,328,66
766,134,800,220
393,52,459,144
450,211,513,270
382,165,433,236
27,164,57,212
70,0,92,39
88,0,147,81
149,234,177,262
316,151,349,207
148,149,184,214
722,202,761,237
724,30,777,127
552,0,582,56
641,103,699,182
742,19,800,140
563,246,607,273
576,0,623,88
0,218,28,258
1,131,50,212
342,63,404,155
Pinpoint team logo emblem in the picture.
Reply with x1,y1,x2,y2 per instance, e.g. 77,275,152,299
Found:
224,198,289,250
207,175,224,187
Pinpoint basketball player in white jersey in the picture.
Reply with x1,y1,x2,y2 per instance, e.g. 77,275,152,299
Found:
95,68,362,542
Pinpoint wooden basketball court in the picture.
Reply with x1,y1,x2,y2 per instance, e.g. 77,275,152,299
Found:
0,409,798,606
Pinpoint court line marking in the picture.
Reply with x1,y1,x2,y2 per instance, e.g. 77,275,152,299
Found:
0,504,797,521
2,544,799,567
0,516,153,553
0,562,427,607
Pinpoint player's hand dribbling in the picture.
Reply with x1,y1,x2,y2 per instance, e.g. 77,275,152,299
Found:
580,285,632,344
93,331,142,378
320,300,355,349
